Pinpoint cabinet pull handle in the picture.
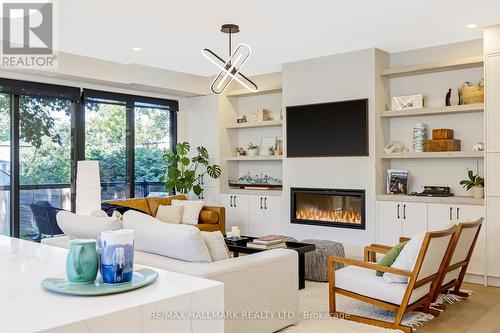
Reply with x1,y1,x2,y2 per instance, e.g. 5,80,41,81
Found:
457,207,460,220
449,207,452,220
264,198,267,210
403,204,406,220
234,196,237,207
230,196,233,207
260,197,263,209
397,204,400,219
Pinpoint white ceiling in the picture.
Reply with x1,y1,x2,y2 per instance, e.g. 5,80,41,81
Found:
57,0,500,76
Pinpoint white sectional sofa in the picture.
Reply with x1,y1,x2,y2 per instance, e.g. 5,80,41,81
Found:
42,236,299,333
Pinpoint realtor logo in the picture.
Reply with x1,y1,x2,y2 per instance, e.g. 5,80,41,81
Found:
1,1,57,68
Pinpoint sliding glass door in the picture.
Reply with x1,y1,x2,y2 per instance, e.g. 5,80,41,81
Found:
0,93,10,236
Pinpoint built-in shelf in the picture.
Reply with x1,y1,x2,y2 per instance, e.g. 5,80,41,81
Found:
381,103,484,118
226,155,283,161
377,194,484,206
222,189,283,196
380,56,484,78
226,85,283,98
381,151,484,159
225,120,283,129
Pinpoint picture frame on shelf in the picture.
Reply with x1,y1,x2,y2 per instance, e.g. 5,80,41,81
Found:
391,94,424,111
386,169,409,195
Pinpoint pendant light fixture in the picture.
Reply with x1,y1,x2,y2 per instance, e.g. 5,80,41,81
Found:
202,24,258,95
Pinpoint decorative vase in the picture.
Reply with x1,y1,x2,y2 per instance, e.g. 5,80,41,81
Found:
76,161,101,216
247,148,258,156
472,186,484,199
412,123,427,152
100,229,135,284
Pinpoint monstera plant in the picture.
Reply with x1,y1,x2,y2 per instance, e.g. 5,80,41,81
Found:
162,142,221,197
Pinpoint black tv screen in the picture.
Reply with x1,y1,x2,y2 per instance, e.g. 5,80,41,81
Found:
286,98,368,157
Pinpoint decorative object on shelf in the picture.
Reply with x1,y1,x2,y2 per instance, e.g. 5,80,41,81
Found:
425,128,460,152
235,147,245,156
163,142,221,198
260,137,277,156
275,140,283,156
445,88,452,106
229,171,282,190
384,141,409,154
412,123,427,152
391,94,424,111
66,239,99,284
246,109,271,122
236,115,247,123
416,186,453,197
76,160,101,216
472,143,485,151
247,143,259,156
201,24,258,95
231,226,241,237
460,169,484,199
459,80,484,105
386,169,409,195
100,229,135,284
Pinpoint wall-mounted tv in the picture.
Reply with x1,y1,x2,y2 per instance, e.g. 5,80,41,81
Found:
286,98,368,157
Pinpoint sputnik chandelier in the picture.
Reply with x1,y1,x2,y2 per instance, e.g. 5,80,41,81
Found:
202,24,258,95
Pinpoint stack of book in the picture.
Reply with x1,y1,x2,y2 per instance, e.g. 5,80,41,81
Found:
247,235,286,249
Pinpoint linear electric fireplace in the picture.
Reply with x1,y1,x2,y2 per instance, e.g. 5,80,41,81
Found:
291,188,365,229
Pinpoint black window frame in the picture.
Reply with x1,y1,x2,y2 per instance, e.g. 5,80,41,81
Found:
0,79,178,239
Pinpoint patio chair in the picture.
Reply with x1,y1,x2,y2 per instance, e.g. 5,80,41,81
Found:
28,201,66,241
328,226,456,333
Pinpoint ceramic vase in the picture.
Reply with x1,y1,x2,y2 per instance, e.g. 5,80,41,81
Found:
412,123,427,152
100,229,135,284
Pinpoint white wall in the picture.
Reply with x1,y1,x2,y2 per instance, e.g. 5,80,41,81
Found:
275,49,381,256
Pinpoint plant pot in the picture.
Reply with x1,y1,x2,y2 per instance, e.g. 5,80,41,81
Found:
247,149,258,156
472,186,484,199
260,149,271,156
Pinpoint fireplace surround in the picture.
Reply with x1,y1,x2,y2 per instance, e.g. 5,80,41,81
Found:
290,187,365,229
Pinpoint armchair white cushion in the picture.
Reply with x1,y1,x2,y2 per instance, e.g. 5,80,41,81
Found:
384,233,425,283
335,265,430,305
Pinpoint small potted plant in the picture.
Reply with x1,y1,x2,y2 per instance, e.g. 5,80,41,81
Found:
268,146,275,156
460,169,484,199
247,143,259,156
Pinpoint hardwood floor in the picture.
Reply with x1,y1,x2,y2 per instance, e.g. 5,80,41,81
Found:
419,283,500,333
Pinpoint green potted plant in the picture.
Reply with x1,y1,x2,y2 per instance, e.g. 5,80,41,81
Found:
162,142,221,198
460,169,484,199
247,143,259,156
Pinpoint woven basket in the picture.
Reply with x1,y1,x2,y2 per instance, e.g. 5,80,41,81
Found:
460,80,484,104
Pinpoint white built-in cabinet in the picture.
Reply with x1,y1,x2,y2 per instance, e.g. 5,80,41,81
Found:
377,202,427,245
220,193,282,236
377,200,486,279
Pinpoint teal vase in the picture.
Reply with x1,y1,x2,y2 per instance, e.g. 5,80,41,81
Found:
66,239,99,284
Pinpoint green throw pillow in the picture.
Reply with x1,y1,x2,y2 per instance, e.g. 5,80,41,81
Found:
375,241,408,276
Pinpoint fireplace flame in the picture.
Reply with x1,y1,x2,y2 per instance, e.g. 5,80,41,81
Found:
296,207,362,224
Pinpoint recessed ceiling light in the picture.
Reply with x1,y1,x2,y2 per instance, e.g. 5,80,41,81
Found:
466,23,478,29
132,47,141,51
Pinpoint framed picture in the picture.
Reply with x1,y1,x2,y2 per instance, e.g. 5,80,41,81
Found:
386,169,409,194
260,137,277,149
391,94,424,111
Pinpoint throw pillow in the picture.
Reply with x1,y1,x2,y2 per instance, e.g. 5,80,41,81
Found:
376,241,407,276
201,231,231,261
123,210,212,263
56,211,122,240
156,205,183,224
172,199,205,225
383,233,425,283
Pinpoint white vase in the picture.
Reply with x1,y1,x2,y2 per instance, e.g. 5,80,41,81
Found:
412,123,427,152
472,186,484,199
76,160,101,216
247,149,258,156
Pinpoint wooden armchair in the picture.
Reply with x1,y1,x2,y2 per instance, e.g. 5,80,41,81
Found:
329,226,456,333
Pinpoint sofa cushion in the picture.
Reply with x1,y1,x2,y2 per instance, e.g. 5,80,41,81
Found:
147,195,186,217
56,211,122,240
335,265,430,305
376,241,407,276
384,233,425,284
196,223,221,232
199,210,218,224
123,210,212,263
172,199,205,225
156,205,183,224
201,231,230,261
105,198,151,215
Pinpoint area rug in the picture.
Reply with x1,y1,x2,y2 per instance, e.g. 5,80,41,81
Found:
280,281,466,333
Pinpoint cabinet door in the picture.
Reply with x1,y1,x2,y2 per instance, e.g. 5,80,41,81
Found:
401,202,427,239
427,204,453,231
377,201,401,245
455,205,486,276
263,196,282,235
219,194,234,232
232,194,249,235
247,195,265,237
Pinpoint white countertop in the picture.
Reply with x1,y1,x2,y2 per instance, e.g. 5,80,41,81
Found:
0,236,224,333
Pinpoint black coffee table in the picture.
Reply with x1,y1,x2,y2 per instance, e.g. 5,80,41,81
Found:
225,236,316,290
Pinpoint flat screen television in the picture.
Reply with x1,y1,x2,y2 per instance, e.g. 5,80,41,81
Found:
286,98,368,157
